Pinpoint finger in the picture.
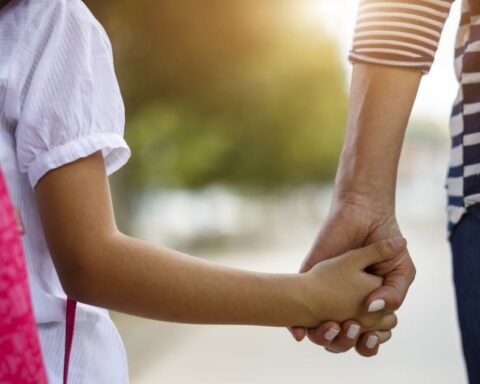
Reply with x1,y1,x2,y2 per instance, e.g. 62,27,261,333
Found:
348,237,407,269
355,330,392,357
306,322,341,347
378,330,393,344
355,332,381,357
319,320,362,353
366,313,397,332
365,255,416,312
288,326,307,342
360,312,397,332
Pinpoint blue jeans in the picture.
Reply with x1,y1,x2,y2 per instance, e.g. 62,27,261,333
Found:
451,204,480,384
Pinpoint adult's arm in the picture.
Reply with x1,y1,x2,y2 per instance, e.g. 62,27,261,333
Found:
293,0,456,356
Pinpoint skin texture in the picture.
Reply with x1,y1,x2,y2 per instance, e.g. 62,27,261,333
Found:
292,64,421,356
35,151,404,330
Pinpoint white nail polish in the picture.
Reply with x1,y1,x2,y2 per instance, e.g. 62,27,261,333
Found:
324,329,340,341
368,299,385,312
366,335,379,349
347,324,360,340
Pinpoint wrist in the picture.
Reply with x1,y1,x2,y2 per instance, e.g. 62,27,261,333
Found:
333,149,396,215
242,272,314,328
291,273,327,328
332,189,395,217
278,273,319,328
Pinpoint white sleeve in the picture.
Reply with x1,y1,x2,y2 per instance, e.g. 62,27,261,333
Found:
12,1,130,188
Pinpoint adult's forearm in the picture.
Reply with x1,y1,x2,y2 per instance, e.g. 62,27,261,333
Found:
334,64,422,212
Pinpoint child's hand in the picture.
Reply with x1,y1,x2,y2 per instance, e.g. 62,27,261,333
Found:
299,237,406,328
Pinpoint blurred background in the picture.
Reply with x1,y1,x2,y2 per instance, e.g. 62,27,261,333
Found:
84,0,467,382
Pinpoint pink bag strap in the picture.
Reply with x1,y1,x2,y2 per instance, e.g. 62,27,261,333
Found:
63,298,77,384
0,169,48,383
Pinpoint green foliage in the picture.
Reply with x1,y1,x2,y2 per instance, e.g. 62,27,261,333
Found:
126,103,232,188
86,0,348,191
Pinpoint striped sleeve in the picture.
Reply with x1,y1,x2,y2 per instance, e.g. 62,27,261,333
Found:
349,0,455,73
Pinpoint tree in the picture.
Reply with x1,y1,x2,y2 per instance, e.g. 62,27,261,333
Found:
84,0,348,229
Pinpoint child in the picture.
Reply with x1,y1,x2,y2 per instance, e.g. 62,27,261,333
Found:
0,0,400,382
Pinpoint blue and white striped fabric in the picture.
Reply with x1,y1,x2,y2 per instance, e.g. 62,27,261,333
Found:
349,0,480,233
0,0,130,382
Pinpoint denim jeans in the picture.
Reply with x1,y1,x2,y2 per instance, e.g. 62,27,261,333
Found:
451,204,480,384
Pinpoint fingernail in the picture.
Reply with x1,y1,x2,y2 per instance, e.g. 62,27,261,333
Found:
324,328,340,341
347,324,361,340
366,335,379,349
368,299,385,312
389,237,406,251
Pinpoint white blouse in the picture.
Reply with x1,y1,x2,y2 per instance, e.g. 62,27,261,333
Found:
0,0,131,382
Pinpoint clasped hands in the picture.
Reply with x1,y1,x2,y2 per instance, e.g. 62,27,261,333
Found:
291,198,416,357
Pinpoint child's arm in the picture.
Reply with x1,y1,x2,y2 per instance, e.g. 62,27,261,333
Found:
35,151,405,328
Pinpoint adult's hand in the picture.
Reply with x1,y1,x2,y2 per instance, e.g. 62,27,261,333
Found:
288,63,421,356
291,196,415,357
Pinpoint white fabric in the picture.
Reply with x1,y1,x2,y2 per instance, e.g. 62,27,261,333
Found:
0,0,130,382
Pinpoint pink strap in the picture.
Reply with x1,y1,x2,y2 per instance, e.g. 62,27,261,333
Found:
0,170,48,383
63,298,77,384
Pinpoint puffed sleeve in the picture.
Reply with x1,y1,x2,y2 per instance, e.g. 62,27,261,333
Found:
11,1,130,188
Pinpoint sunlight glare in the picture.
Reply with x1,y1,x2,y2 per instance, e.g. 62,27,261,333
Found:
294,0,355,35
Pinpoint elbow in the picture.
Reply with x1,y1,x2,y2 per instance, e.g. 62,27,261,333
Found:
57,254,93,303
49,231,122,305
52,234,121,306
53,246,100,304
